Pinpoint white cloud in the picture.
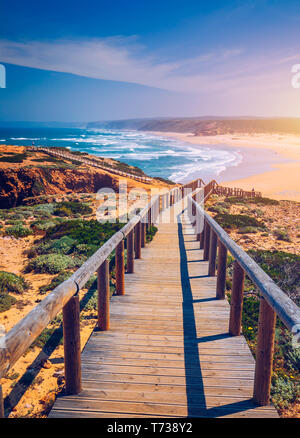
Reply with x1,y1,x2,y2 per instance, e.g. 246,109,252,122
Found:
0,38,298,97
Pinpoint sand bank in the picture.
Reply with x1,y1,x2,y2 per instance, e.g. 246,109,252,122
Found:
152,132,300,201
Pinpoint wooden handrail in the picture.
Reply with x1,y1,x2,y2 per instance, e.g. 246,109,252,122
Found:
0,175,279,416
0,194,159,379
28,146,154,183
0,179,204,417
188,186,300,406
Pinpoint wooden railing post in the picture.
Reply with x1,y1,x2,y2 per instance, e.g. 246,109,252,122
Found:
98,259,110,331
253,297,276,406
146,208,151,232
229,261,245,335
63,293,82,395
0,385,4,418
196,210,201,241
135,222,141,259
127,230,134,273
115,240,125,295
192,197,196,218
208,230,218,276
203,221,210,261
216,240,227,299
141,222,146,248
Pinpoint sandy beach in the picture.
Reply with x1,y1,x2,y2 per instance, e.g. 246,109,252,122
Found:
152,131,300,201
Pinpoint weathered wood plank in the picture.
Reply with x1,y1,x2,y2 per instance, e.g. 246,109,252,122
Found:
49,206,278,418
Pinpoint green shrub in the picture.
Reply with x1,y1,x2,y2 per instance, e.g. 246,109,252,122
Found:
30,220,57,231
0,271,29,294
271,376,300,410
25,254,76,274
273,228,291,242
73,243,99,258
214,213,265,230
54,201,93,216
5,224,33,238
247,250,300,304
0,293,17,312
0,153,27,163
237,226,258,234
225,196,279,206
5,220,24,226
32,203,55,215
274,330,300,372
49,236,76,254
146,225,158,243
6,213,25,220
241,296,260,342
208,203,230,214
53,206,72,217
251,208,264,217
45,219,123,246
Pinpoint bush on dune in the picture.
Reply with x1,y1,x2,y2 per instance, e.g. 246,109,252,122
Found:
146,225,158,243
273,228,291,242
45,219,123,246
225,196,279,206
214,213,265,231
0,271,29,294
247,250,300,304
25,254,76,274
53,201,93,217
30,219,58,231
5,224,33,238
0,293,17,312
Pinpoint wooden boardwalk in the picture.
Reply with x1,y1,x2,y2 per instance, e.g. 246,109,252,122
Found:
49,204,278,418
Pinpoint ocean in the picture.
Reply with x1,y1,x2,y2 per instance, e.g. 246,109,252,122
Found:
0,127,241,183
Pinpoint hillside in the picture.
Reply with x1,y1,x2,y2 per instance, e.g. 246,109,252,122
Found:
87,117,300,136
0,145,170,208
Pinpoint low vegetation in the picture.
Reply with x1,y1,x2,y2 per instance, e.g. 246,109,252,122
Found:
5,224,33,238
0,271,29,294
0,153,28,163
25,254,77,274
224,196,280,206
214,212,266,231
0,293,17,312
0,272,29,312
226,249,300,413
146,225,158,243
273,228,291,242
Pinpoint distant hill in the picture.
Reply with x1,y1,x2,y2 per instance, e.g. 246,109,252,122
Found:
87,117,300,136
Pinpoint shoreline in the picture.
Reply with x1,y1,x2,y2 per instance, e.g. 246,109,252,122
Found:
150,131,300,201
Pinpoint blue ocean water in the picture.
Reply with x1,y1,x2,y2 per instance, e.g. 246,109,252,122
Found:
0,127,241,182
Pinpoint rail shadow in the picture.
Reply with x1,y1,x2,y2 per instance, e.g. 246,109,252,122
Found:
177,212,206,414
177,210,258,417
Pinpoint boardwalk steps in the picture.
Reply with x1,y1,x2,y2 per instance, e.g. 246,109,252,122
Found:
49,203,279,418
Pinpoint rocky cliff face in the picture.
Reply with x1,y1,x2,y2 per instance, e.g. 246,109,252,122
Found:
0,166,119,208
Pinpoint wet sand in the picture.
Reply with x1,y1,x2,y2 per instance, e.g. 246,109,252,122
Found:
151,131,300,201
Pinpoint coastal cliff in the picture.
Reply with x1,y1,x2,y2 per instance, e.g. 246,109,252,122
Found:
0,166,119,208
0,145,167,209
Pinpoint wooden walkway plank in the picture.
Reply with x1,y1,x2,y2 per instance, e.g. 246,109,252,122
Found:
49,204,278,418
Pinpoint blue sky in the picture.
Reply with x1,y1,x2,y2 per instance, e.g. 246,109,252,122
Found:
0,0,300,121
